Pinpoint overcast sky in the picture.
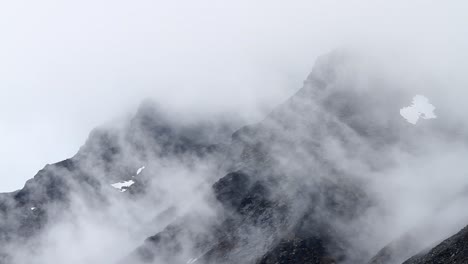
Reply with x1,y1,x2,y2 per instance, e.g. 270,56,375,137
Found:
0,0,467,192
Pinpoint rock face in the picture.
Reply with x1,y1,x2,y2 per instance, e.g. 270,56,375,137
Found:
1,50,468,264
257,237,335,264
0,101,229,263
0,158,101,262
122,51,378,264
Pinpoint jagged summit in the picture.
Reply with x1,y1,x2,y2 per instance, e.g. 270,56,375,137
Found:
1,51,467,264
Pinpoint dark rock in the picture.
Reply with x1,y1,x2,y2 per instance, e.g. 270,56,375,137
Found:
213,171,252,210
257,237,336,264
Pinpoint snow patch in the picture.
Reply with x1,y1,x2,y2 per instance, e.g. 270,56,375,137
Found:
136,166,145,175
187,258,198,264
400,95,437,124
111,180,135,192
110,166,144,192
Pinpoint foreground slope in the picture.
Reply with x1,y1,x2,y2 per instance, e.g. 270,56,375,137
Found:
402,226,468,264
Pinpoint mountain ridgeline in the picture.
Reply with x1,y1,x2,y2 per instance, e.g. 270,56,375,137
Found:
1,51,468,264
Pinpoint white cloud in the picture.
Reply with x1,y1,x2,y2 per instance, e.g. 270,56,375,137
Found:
0,0,466,194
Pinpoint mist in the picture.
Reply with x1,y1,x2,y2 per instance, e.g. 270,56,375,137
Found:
1,1,468,264
1,0,467,191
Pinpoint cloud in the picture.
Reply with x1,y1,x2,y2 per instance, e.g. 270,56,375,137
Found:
1,0,467,191
1,2,468,263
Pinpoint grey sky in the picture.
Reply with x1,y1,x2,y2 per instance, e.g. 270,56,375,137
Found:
0,0,467,191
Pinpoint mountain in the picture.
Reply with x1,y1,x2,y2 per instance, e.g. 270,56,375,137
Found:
1,50,468,264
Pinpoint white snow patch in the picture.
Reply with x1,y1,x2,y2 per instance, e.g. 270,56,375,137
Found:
111,180,135,192
187,258,198,264
136,166,145,175
400,95,437,124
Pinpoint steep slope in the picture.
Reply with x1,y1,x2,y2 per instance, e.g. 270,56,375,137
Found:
402,226,468,264
0,102,230,263
121,52,375,264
